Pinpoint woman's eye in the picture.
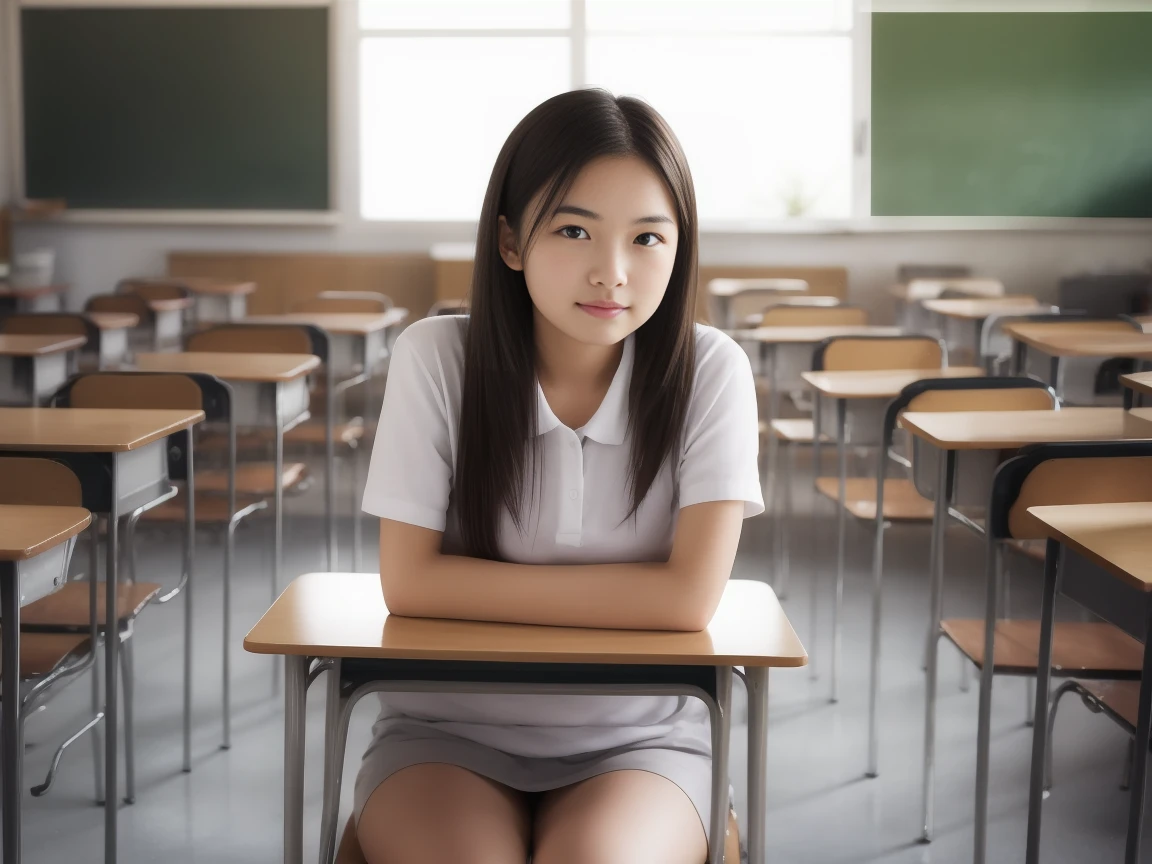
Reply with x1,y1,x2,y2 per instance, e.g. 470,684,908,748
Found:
635,233,662,247
559,226,588,240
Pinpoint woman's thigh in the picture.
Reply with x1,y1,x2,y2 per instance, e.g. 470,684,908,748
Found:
531,770,708,864
357,763,532,864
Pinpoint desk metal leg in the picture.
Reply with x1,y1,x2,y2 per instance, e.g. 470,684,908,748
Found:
832,399,847,703
764,345,780,522
867,440,889,778
708,667,733,864
325,365,336,571
223,419,237,750
773,436,789,601
1124,602,1152,864
809,394,822,681
284,655,308,864
973,536,1003,864
104,495,120,864
921,449,954,843
746,666,769,864
273,418,284,695
1,565,23,864
1025,539,1060,864
183,429,195,772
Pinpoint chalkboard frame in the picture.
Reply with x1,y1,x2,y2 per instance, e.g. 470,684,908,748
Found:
10,0,337,224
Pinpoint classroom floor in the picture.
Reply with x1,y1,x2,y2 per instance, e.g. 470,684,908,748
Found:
14,448,1146,863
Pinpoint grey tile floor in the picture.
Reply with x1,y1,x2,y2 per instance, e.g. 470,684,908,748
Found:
12,451,1148,862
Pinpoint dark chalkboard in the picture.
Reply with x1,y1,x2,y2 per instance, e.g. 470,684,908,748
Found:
21,5,330,210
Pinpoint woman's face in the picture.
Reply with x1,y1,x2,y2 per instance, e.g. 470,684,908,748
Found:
499,155,680,347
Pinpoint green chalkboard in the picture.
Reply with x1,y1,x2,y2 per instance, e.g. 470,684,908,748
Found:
21,6,330,210
872,12,1152,218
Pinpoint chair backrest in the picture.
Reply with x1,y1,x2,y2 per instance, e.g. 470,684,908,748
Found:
85,293,152,319
313,290,393,312
814,335,945,372
187,324,313,356
760,305,866,328
119,279,191,302
990,442,1152,541
897,264,972,283
0,457,83,506
427,299,469,317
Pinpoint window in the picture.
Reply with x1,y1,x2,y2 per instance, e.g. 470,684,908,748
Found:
358,1,856,223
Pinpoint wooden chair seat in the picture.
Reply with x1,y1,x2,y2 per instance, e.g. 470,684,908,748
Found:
941,619,1144,676
334,807,742,863
767,418,827,444
140,489,267,524
20,582,162,630
0,632,91,679
196,462,308,496
814,477,935,521
1072,679,1140,728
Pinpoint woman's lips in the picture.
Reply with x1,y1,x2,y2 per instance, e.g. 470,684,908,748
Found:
576,303,627,319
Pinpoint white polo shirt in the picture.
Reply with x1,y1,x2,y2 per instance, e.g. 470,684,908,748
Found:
360,315,763,757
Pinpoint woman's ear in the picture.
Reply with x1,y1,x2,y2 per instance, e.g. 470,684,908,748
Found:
497,216,524,272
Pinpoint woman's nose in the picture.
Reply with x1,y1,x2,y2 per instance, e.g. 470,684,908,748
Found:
589,244,628,289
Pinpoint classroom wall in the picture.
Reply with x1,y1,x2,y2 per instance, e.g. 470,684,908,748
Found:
6,220,1152,322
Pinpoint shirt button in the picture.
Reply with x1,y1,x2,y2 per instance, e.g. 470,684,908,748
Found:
568,490,579,500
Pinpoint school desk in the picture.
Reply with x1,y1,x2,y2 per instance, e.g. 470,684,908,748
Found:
180,277,257,323
1004,320,1152,402
1025,502,1152,864
707,277,808,330
0,333,86,405
921,296,1042,365
244,571,807,864
0,503,92,864
135,352,318,618
0,282,67,313
1122,371,1152,409
0,406,203,864
898,407,1152,863
801,367,983,772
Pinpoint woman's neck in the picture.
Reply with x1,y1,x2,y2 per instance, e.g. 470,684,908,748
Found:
534,311,624,392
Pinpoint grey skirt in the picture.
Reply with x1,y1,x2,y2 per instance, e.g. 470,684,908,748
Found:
353,722,716,845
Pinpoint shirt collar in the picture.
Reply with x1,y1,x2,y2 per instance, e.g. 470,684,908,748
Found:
533,335,634,445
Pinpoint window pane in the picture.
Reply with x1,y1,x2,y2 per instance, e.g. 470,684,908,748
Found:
360,1,569,30
587,36,852,220
360,38,570,220
587,0,851,33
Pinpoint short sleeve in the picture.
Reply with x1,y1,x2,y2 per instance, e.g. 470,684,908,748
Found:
677,329,765,518
360,323,457,531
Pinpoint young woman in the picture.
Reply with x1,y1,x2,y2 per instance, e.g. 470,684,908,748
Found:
358,88,763,864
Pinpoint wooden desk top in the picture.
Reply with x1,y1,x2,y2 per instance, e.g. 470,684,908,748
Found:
146,297,194,313
802,367,984,399
921,296,1042,320
734,325,903,344
178,277,257,296
244,572,808,668
1028,502,1152,593
0,407,203,452
0,334,86,356
0,505,92,562
1003,320,1152,358
900,407,1152,450
0,283,68,299
708,278,808,297
135,351,320,382
86,312,140,331
242,309,408,334
1122,372,1152,397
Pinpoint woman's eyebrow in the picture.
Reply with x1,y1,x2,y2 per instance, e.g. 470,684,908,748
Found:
555,204,674,225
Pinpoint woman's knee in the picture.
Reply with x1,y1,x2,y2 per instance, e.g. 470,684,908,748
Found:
532,770,707,864
356,763,531,864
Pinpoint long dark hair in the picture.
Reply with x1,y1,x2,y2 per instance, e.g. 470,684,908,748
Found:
456,89,699,560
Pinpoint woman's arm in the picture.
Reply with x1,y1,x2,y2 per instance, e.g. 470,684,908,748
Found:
379,499,745,632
